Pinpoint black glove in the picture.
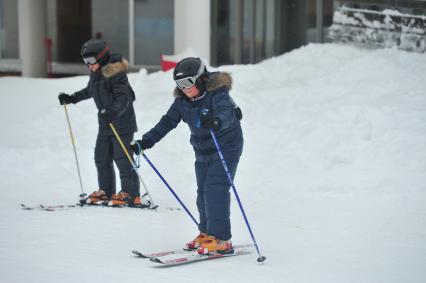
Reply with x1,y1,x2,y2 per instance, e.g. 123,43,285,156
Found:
58,92,76,105
130,139,154,155
98,109,117,124
201,114,222,131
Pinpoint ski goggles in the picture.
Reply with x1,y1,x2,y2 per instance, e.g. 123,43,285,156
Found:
82,56,98,65
175,61,205,89
175,77,199,89
82,46,109,65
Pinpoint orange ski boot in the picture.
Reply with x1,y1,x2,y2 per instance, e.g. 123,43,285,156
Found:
132,194,151,208
185,233,209,250
197,235,233,255
109,192,149,207
109,191,131,206
86,190,108,204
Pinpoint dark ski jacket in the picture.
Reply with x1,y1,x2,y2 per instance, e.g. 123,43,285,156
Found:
72,54,137,136
143,72,243,162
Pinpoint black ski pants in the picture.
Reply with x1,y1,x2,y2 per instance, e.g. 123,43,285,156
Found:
94,133,139,198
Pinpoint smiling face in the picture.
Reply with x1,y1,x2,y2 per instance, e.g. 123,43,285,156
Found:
181,85,200,98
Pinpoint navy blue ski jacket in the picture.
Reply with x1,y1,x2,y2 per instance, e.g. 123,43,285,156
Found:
143,72,243,162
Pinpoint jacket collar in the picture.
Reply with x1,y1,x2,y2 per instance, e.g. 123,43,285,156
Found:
101,58,129,78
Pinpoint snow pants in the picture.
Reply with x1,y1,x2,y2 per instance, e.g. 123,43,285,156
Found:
195,149,242,241
94,133,140,198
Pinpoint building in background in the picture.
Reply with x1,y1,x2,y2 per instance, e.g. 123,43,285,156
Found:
0,0,425,77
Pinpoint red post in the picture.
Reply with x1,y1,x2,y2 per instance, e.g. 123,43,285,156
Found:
160,54,177,71
44,37,53,78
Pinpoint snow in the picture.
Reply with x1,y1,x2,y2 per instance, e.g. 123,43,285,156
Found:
1,43,426,282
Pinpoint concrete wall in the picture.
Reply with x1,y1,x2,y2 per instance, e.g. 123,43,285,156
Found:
18,0,47,77
174,0,210,63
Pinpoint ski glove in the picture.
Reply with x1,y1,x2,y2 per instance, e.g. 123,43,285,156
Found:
130,139,154,155
58,92,77,105
201,114,222,131
98,109,117,124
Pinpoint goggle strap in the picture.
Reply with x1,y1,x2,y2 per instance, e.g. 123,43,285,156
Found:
96,46,110,60
196,60,205,78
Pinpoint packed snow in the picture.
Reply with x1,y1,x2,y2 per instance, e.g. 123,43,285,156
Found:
0,43,425,283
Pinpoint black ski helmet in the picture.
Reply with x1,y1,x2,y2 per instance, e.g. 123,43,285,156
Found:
80,39,110,66
173,57,207,81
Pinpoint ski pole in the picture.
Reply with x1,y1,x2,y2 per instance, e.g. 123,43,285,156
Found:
63,104,85,198
141,153,199,227
108,122,158,209
209,129,266,263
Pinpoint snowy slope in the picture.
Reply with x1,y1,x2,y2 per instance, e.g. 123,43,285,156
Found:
0,43,425,283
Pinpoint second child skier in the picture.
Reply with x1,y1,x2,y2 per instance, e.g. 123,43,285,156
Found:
131,57,243,254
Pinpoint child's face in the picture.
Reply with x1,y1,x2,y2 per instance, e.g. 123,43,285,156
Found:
182,85,200,98
88,63,101,72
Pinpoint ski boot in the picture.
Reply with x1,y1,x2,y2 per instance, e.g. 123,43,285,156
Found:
109,191,150,208
132,194,151,208
184,232,209,251
197,235,233,255
85,190,108,205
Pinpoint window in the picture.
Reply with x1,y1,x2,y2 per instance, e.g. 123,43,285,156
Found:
211,0,278,66
92,0,129,59
0,0,19,59
134,0,174,66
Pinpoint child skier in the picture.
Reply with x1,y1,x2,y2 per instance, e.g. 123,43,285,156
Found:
131,57,243,254
58,39,145,207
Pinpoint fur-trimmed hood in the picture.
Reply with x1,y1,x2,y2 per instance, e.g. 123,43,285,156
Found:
101,55,129,78
173,72,233,97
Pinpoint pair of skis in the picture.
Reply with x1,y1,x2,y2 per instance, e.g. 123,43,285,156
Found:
20,201,180,212
20,193,172,211
20,201,152,211
132,244,253,266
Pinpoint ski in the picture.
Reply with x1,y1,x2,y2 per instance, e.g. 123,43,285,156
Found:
20,203,148,211
20,203,180,211
132,243,253,260
148,245,253,266
20,203,92,211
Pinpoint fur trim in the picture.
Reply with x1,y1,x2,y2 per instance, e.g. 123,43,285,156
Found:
102,58,129,78
206,72,232,92
173,72,233,97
